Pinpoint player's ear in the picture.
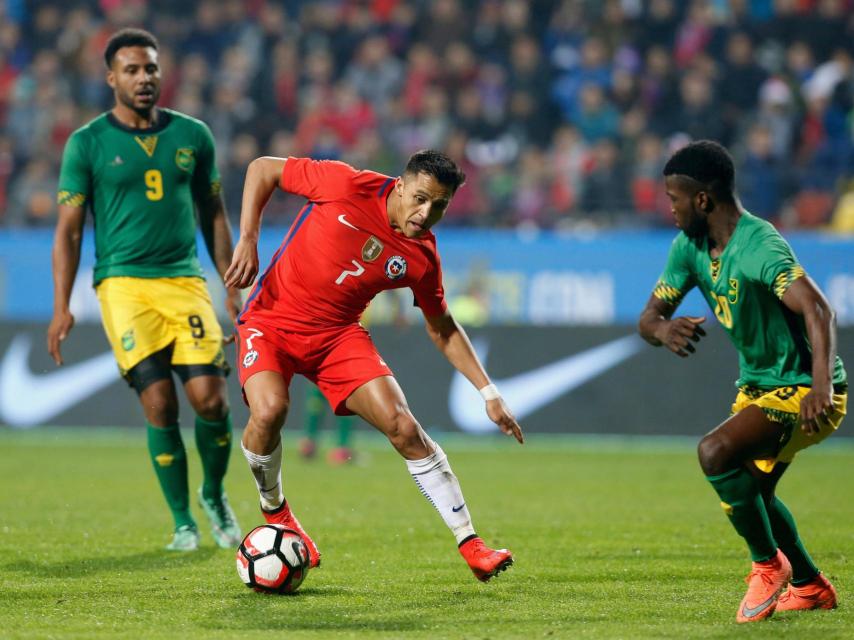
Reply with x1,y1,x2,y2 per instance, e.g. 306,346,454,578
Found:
106,68,116,89
395,177,404,195
697,190,713,213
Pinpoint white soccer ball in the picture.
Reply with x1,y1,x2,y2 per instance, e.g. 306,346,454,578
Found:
236,524,310,594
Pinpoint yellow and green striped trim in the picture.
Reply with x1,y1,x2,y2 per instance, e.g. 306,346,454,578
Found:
773,265,805,299
57,191,86,207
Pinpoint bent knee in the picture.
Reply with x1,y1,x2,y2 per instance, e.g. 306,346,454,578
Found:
194,394,229,422
251,398,289,432
140,392,178,426
697,434,734,476
384,409,422,450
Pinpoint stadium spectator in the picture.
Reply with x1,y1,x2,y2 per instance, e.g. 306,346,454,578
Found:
737,123,793,222
1,0,852,230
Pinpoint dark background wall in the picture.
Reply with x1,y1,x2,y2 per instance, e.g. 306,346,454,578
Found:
2,322,850,436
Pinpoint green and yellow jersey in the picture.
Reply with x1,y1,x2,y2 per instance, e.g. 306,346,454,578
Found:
653,211,847,389
57,108,221,285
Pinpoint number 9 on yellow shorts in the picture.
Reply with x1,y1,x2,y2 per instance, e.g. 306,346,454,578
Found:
96,276,226,377
731,384,848,473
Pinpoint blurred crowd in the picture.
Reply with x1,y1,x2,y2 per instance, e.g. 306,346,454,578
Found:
1,0,853,230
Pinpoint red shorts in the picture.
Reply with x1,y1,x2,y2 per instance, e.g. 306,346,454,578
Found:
235,320,393,415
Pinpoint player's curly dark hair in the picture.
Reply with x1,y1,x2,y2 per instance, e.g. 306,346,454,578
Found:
404,150,466,193
104,28,159,68
663,140,736,204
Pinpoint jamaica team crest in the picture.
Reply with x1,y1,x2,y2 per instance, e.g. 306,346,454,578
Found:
175,148,195,172
385,255,407,280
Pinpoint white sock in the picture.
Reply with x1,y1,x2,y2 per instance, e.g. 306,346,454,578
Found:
406,442,476,544
241,439,284,511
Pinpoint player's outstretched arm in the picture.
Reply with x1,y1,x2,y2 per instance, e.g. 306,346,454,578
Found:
638,294,706,357
782,276,838,434
47,204,85,365
224,156,287,290
423,311,524,444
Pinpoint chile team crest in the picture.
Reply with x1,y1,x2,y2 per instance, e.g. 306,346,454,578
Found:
385,255,407,280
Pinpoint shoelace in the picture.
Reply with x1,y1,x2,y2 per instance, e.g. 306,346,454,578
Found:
745,565,777,587
206,497,235,526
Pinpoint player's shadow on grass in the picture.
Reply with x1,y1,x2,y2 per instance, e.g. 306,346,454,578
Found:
2,547,218,578
217,592,422,632
214,584,505,632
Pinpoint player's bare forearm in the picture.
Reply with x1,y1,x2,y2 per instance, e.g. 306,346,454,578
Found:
781,277,837,433
425,312,525,444
239,156,287,241
51,205,85,313
224,157,287,289
197,193,242,330
48,205,85,364
424,311,524,443
783,277,836,391
638,295,674,346
424,312,490,389
198,194,235,277
638,295,706,357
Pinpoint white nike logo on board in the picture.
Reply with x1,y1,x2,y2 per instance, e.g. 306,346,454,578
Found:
337,214,359,230
449,335,644,433
0,334,117,427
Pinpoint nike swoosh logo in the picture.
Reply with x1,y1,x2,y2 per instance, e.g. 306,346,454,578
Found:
338,214,359,230
0,334,117,428
451,503,466,512
449,335,644,433
741,595,776,619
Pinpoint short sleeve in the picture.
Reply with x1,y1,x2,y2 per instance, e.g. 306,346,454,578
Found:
411,247,448,317
652,236,695,307
280,157,359,202
753,233,804,300
192,121,222,200
57,131,91,208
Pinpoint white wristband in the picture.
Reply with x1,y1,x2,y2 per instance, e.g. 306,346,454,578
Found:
479,383,501,401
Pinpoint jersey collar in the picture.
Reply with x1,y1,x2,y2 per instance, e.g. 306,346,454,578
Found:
106,108,173,134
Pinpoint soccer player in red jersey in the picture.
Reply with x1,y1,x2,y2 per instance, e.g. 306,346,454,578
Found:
225,150,524,582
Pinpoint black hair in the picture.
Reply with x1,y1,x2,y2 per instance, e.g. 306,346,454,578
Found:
663,140,736,203
104,28,159,68
404,149,466,193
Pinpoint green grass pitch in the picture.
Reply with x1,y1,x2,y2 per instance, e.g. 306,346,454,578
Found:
1,429,853,639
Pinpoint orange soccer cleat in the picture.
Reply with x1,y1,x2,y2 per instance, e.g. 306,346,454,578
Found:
777,573,838,612
263,501,322,568
459,536,513,582
736,549,792,623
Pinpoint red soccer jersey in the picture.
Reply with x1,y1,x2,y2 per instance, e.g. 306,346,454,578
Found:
238,157,447,331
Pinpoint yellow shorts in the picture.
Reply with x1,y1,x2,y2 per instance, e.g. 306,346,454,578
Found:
96,276,225,376
730,385,848,473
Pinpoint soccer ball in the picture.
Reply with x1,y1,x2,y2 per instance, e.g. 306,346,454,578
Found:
236,524,310,594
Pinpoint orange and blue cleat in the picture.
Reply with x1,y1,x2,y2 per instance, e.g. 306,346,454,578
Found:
777,573,837,612
263,500,322,568
459,536,513,582
736,549,792,623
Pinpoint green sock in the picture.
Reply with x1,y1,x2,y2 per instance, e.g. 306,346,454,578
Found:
335,415,354,448
304,386,324,442
707,467,777,562
146,423,194,530
765,496,819,584
194,413,232,502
